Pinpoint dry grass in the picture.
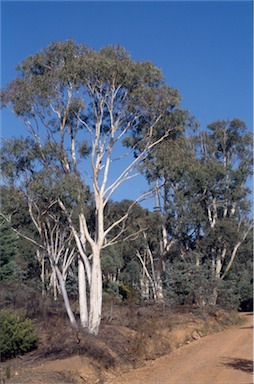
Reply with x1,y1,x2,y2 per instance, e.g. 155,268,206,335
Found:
0,304,242,384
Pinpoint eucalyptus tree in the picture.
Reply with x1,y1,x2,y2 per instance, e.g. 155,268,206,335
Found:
101,199,147,282
133,118,197,302
0,156,80,327
0,185,39,284
103,200,165,301
192,119,253,304
1,40,184,334
141,118,252,306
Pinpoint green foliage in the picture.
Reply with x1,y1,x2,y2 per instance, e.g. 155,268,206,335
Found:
164,256,219,307
0,309,38,361
0,222,18,263
0,261,18,283
164,237,253,310
222,230,253,310
217,277,241,310
118,283,133,301
121,259,141,285
65,273,78,300
220,265,253,310
101,246,124,280
102,280,134,302
0,186,41,309
102,281,123,302
0,222,19,282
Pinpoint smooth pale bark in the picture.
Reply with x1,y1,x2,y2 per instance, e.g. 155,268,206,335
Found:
88,246,102,335
54,265,78,329
209,287,219,307
215,247,227,279
37,250,46,296
50,268,58,301
221,241,242,280
137,248,164,302
208,247,226,306
155,272,164,302
140,276,150,301
78,257,88,328
78,215,89,329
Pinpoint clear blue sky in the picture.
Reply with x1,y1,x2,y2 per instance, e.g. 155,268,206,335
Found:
1,1,253,208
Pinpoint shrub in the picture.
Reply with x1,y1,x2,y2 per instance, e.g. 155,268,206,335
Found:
0,309,38,361
102,281,123,302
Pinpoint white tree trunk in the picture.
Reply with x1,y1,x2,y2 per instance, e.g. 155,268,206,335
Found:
155,271,164,302
54,265,78,328
221,241,242,280
140,275,150,300
52,268,58,301
208,246,227,306
78,257,88,328
210,287,219,306
37,250,46,296
88,246,102,335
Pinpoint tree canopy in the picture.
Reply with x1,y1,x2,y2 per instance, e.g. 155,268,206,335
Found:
1,40,252,334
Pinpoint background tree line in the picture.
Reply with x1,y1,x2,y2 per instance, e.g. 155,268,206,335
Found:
0,40,253,336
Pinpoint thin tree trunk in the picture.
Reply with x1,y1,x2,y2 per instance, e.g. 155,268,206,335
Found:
221,241,241,280
52,269,58,301
54,265,78,329
38,250,46,296
209,286,219,306
155,271,164,302
140,275,150,300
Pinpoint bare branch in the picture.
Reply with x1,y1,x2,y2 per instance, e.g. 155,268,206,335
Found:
136,250,153,282
103,122,175,203
58,199,92,283
103,226,144,248
104,189,154,238
0,213,45,251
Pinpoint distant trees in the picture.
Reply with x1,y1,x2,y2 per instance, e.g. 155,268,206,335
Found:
191,119,253,304
0,221,19,283
143,118,253,307
1,40,185,334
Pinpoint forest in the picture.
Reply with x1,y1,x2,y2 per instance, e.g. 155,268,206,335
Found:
0,41,253,359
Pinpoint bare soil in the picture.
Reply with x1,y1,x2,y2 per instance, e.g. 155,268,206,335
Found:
108,312,253,384
0,305,252,384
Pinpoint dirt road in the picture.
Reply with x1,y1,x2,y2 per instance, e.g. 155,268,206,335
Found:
108,313,253,384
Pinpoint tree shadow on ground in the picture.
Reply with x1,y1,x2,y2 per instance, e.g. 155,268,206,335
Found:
222,358,253,373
